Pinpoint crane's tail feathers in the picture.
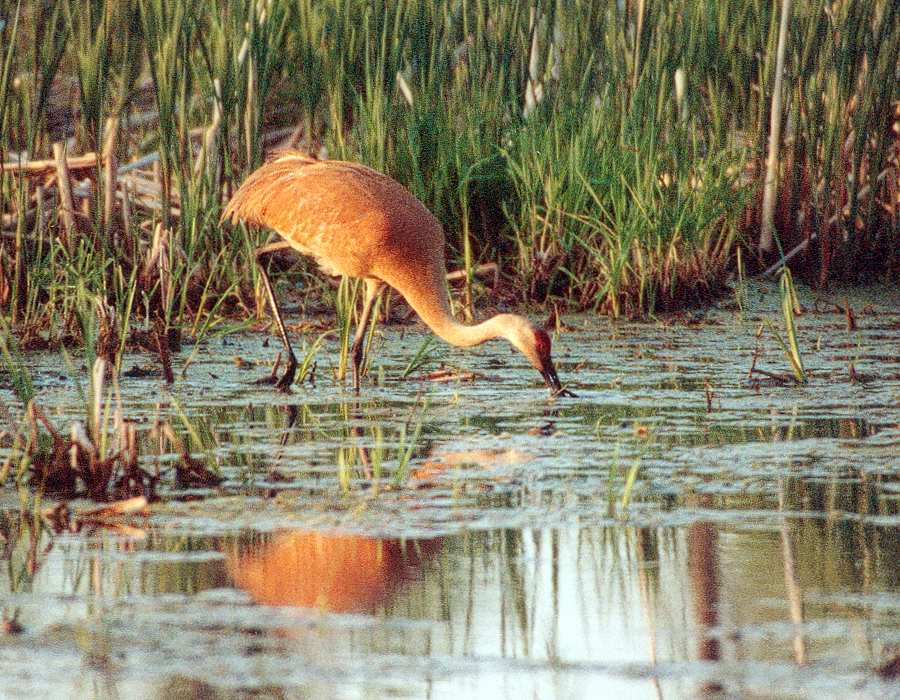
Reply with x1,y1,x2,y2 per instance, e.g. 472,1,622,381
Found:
220,150,319,227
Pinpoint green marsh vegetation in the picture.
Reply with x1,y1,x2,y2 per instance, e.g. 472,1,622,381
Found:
0,0,896,353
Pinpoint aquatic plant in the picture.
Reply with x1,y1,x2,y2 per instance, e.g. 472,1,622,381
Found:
0,354,224,501
296,331,327,386
774,269,806,383
400,336,439,380
392,410,424,488
620,457,641,512
333,276,357,384
0,317,34,404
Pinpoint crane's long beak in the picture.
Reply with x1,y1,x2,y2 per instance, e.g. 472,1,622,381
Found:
540,358,576,397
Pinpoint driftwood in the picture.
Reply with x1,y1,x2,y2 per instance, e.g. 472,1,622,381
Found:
2,124,330,233
446,262,499,287
1,151,101,176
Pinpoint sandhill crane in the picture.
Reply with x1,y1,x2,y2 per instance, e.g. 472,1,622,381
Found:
221,151,571,396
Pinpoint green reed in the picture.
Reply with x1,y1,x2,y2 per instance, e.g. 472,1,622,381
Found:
778,268,806,383
333,276,357,383
0,1,21,154
400,336,438,380
0,316,34,405
0,0,895,354
620,457,641,512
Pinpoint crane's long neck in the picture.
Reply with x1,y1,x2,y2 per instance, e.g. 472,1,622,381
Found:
383,266,507,348
376,258,569,394
411,289,507,348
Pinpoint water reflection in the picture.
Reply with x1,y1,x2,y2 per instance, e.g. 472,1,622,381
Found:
228,531,441,612
689,500,723,697
1,508,898,697
1,287,899,697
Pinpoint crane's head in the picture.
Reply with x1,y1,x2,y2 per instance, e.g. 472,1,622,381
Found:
499,315,575,397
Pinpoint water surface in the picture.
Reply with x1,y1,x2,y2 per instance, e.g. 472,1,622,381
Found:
1,282,899,699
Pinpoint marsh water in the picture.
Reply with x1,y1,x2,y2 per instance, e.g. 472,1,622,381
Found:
1,282,899,699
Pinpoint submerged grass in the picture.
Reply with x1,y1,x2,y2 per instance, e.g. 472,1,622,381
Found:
0,0,896,351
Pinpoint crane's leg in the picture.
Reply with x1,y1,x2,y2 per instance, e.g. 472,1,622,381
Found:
350,279,385,394
255,240,297,391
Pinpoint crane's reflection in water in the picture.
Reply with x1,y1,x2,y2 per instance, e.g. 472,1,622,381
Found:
229,531,442,613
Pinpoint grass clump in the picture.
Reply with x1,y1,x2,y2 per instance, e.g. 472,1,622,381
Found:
0,355,222,502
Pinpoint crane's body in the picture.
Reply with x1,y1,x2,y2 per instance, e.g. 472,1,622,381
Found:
222,151,567,395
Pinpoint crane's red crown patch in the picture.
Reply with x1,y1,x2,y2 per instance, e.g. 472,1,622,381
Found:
534,329,552,358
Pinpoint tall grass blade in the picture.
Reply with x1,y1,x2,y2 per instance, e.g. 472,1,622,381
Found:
779,268,805,383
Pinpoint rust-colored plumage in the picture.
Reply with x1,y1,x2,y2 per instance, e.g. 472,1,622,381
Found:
229,531,441,612
222,151,569,395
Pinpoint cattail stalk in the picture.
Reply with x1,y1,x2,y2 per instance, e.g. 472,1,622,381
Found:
759,0,792,255
102,116,119,234
53,142,76,250
631,0,646,95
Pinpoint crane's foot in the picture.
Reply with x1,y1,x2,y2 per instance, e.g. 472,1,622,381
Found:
351,345,364,395
550,386,578,399
252,352,297,392
275,356,297,392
